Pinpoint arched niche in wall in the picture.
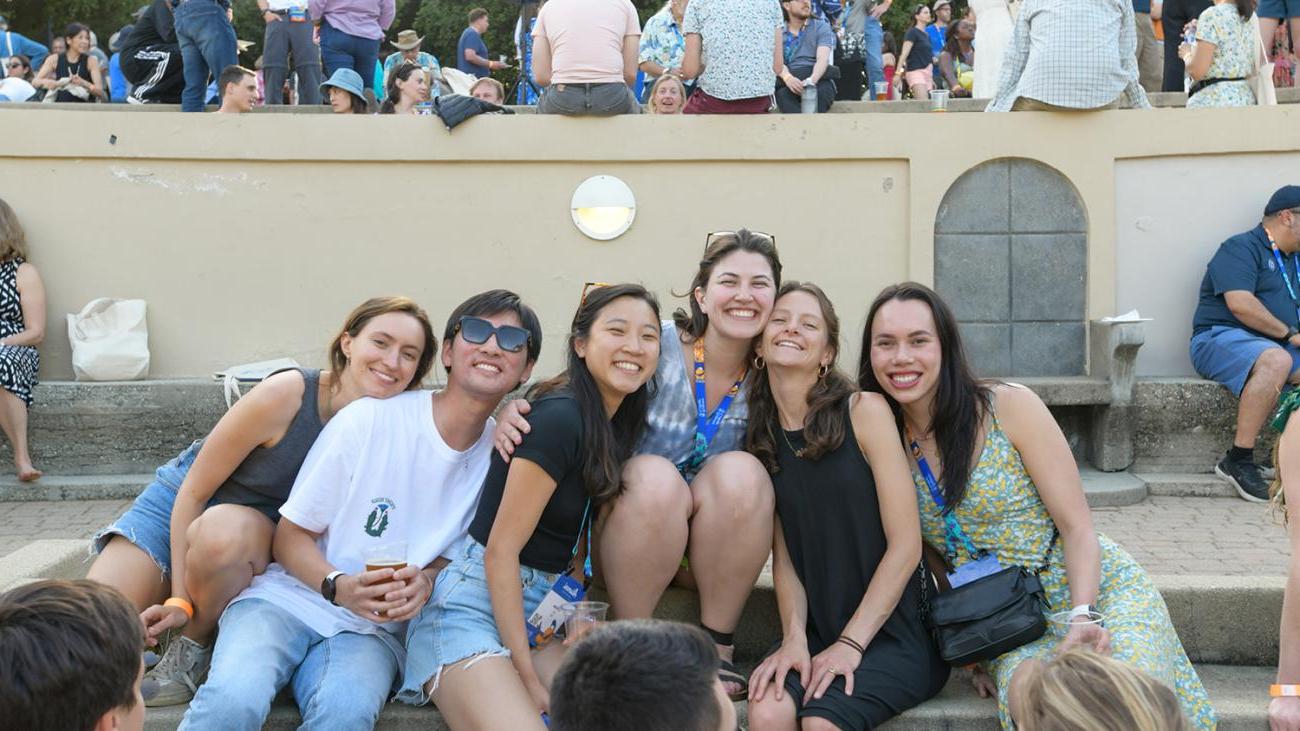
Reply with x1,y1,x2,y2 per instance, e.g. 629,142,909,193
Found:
934,158,1088,377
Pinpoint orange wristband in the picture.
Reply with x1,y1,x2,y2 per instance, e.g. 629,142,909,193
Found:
1273,685,1300,697
164,597,194,620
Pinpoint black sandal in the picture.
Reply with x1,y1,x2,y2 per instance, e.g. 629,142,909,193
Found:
718,659,749,702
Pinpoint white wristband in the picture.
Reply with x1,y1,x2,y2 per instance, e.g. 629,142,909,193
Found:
1067,603,1093,620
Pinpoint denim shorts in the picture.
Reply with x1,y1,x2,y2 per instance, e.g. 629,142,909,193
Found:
89,439,203,575
1258,0,1300,18
396,539,557,706
1189,325,1300,396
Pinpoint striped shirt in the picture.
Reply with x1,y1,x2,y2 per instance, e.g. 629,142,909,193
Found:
987,0,1150,112
637,321,749,479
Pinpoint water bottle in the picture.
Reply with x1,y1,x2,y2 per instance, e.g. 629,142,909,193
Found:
801,78,817,114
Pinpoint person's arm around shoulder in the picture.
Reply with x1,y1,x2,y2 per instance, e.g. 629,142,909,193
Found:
3,262,45,348
1271,413,1300,731
995,383,1109,653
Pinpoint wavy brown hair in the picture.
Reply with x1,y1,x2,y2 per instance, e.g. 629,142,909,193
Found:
672,229,782,340
328,296,437,391
747,282,856,473
0,199,30,263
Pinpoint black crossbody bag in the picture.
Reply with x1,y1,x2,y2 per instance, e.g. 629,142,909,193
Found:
911,433,1057,666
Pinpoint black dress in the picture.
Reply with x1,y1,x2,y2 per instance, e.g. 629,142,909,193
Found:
54,52,94,102
773,405,949,730
0,258,38,407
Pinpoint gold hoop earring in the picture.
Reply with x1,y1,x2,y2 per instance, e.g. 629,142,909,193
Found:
753,354,766,370
818,364,830,379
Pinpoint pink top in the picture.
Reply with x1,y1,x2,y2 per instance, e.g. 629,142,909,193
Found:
308,0,395,41
533,0,641,84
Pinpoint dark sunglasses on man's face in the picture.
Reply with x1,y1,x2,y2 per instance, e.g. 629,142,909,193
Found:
455,316,531,353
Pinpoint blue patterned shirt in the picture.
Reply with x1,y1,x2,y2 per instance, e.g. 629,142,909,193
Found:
683,0,783,100
639,5,686,78
637,321,749,480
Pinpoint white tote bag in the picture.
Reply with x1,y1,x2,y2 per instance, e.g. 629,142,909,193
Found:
1250,14,1278,106
66,298,150,381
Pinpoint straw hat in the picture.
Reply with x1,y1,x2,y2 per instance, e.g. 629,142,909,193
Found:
391,29,424,51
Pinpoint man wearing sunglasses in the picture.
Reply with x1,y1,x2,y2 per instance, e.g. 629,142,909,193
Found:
183,289,542,729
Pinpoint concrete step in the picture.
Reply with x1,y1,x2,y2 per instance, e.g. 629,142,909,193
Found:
138,663,1273,730
1080,468,1147,507
0,473,153,502
1142,472,1241,499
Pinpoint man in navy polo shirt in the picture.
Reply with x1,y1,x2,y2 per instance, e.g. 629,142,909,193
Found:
1191,185,1300,501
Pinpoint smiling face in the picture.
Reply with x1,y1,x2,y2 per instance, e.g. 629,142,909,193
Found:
869,298,943,407
69,30,90,54
652,78,684,113
575,296,661,412
695,250,776,341
759,290,834,375
441,310,536,400
339,311,428,398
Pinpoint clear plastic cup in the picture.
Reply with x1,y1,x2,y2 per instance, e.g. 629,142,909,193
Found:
363,542,408,573
1048,609,1105,638
564,601,609,644
929,88,950,112
873,81,890,101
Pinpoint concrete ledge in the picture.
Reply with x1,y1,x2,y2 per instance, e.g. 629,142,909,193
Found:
0,539,90,592
0,473,154,502
1142,473,1238,498
1018,377,1111,406
138,664,1271,730
1080,468,1147,507
1133,378,1277,474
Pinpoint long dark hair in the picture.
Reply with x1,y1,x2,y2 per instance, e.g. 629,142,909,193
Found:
672,229,782,340
856,282,991,512
747,282,856,473
531,283,660,504
379,62,422,114
1231,0,1256,19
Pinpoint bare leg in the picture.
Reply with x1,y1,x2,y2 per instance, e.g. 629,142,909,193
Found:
430,656,547,731
1234,348,1292,449
86,535,168,612
748,691,798,731
0,389,38,480
1260,17,1282,61
181,504,274,644
598,455,692,619
688,451,774,645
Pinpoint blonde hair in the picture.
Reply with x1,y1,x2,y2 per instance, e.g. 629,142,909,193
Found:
647,74,687,114
1010,649,1191,731
470,77,506,104
0,199,30,262
1271,438,1290,523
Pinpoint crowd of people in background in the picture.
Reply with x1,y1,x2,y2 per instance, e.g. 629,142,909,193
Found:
1,0,1296,113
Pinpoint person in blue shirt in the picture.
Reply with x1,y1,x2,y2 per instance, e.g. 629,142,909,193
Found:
926,0,950,81
108,26,133,103
458,7,507,78
0,15,49,72
1190,185,1300,503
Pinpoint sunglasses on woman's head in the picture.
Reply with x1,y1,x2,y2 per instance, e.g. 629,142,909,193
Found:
704,230,777,251
580,281,610,307
454,316,531,353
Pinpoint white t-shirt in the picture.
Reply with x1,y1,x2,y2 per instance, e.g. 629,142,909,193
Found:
231,390,494,661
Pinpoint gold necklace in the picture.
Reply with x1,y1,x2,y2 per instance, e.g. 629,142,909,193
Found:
781,426,807,458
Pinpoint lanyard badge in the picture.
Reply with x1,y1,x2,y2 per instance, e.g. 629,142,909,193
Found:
526,502,592,648
676,339,745,475
907,429,1001,588
1271,243,1300,326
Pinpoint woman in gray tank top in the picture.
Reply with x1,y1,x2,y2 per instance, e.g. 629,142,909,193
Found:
87,297,438,707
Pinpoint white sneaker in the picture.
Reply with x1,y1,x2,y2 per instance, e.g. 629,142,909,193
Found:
144,635,211,707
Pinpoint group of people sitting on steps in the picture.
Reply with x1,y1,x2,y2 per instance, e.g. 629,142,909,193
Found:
1,228,1297,730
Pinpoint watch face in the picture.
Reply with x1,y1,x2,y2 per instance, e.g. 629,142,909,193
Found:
321,575,336,603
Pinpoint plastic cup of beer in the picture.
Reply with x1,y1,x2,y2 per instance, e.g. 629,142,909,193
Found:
565,601,609,644
1048,608,1105,639
873,81,889,101
363,542,408,573
929,88,950,112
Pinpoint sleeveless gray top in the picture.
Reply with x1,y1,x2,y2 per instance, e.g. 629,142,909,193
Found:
209,368,325,521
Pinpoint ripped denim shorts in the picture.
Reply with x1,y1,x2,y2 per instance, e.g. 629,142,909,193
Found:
89,439,203,575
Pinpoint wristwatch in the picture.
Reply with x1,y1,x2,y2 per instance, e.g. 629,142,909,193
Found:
320,570,345,605
1285,326,1298,342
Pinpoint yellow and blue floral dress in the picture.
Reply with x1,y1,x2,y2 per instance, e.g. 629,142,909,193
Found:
912,413,1217,730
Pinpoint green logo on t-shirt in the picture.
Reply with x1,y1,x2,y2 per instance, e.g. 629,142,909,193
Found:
364,497,395,537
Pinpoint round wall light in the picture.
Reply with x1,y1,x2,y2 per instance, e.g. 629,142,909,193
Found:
571,175,636,241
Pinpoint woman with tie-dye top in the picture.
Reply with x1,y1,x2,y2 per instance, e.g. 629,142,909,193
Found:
495,229,782,700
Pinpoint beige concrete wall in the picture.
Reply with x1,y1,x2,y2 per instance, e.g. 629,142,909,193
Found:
2,104,1299,379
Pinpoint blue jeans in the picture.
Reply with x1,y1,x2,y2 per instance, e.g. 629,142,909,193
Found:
180,599,399,730
863,15,884,100
173,0,238,112
319,20,380,92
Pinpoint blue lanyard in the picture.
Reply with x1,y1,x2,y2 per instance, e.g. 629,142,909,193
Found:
907,429,981,562
567,500,592,583
677,338,745,475
1271,245,1300,321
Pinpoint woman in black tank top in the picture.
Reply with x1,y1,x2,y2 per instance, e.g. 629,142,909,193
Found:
745,282,948,731
85,297,437,707
33,23,105,102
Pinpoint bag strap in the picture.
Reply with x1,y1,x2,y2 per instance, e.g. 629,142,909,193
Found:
1034,525,1059,574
